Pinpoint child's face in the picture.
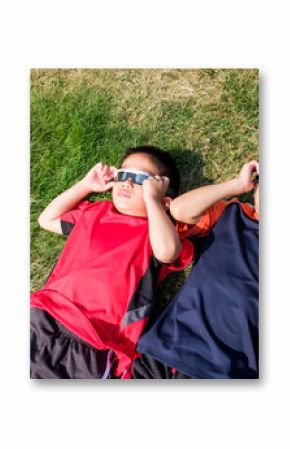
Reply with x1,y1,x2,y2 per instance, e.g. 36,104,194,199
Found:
112,153,162,217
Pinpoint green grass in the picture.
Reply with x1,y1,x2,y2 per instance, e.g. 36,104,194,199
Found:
30,68,259,302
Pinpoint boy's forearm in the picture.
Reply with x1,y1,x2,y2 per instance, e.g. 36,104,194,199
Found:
146,199,182,264
38,180,91,226
170,178,241,224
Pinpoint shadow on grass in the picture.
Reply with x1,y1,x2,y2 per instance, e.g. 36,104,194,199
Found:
171,148,213,192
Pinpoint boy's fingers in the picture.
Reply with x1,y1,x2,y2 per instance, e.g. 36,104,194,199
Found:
93,162,117,173
103,181,113,191
254,161,259,175
108,166,118,179
104,170,116,181
95,162,104,172
249,160,259,174
101,165,109,176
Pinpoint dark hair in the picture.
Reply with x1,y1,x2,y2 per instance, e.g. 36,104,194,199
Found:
122,145,180,195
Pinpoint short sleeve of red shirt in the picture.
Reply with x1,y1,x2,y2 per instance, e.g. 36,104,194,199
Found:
177,200,230,238
60,200,96,235
157,237,194,283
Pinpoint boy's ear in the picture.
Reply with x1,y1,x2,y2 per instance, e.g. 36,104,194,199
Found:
163,196,172,210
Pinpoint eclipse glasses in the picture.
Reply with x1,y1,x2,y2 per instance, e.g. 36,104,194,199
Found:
113,168,176,197
113,169,150,185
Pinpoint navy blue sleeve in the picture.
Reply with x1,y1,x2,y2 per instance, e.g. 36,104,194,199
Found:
60,220,75,236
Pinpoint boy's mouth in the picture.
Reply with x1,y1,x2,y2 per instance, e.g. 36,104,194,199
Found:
117,189,131,198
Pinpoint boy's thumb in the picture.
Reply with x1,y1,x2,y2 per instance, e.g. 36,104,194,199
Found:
104,181,113,191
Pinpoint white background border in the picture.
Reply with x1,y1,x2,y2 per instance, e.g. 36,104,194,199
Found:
1,1,289,448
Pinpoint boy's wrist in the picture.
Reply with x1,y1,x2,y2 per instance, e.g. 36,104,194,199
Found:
228,178,246,196
144,196,163,208
77,179,93,196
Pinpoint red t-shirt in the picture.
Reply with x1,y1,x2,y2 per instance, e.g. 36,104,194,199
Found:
31,200,193,375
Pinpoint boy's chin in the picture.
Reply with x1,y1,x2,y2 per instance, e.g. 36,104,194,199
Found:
113,201,148,217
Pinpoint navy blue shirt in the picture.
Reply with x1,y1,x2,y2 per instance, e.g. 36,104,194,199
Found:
137,202,259,379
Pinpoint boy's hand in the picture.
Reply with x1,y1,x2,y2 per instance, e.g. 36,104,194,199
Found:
235,160,259,194
82,162,117,193
143,176,170,204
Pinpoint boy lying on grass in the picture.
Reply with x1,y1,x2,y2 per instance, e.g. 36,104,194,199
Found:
133,161,259,379
30,146,193,379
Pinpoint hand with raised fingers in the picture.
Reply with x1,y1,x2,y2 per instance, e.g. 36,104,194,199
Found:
82,162,117,193
143,175,170,203
235,160,259,194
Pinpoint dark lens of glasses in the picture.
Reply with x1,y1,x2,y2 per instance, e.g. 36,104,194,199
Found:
114,171,149,185
115,172,128,182
134,173,149,185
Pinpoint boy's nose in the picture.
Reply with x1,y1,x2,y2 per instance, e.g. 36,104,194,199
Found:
121,177,133,188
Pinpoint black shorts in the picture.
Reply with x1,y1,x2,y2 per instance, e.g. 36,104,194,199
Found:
30,307,117,379
132,353,191,379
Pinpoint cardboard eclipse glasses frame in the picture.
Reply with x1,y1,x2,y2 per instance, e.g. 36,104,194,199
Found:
113,169,176,197
113,169,151,185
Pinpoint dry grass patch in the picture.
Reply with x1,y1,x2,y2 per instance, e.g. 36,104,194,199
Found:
31,68,226,124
